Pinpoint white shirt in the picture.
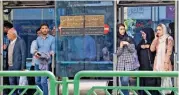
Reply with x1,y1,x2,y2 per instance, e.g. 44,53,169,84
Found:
8,38,17,66
10,38,17,45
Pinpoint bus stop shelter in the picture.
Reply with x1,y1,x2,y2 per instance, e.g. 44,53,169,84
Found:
0,1,179,94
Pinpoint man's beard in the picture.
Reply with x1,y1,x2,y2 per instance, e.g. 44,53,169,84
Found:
42,32,48,35
42,33,47,36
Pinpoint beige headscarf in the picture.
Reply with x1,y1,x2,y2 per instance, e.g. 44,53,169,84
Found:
156,24,170,71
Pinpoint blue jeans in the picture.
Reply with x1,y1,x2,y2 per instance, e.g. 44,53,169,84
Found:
8,66,20,95
35,64,48,95
119,77,129,95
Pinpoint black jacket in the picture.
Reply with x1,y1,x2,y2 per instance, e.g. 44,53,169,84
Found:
137,28,155,70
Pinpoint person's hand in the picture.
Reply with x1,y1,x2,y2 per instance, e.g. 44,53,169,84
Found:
155,32,159,39
120,41,124,48
164,62,169,71
123,41,129,46
145,44,150,48
35,52,40,58
141,31,146,40
50,51,54,56
141,45,146,49
3,44,7,50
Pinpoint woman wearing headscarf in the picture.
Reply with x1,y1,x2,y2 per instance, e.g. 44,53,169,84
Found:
117,23,137,95
151,23,174,72
137,28,156,95
150,24,174,94
137,28,155,71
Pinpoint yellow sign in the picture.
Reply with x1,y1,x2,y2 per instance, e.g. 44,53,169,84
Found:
60,15,104,28
60,16,84,28
85,15,104,27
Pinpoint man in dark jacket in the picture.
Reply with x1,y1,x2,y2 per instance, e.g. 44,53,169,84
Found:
7,28,26,95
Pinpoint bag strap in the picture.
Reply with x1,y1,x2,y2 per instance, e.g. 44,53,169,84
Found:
165,36,175,54
165,36,170,53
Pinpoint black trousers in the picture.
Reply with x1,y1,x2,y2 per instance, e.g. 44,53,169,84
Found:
26,66,36,95
139,77,161,95
143,78,174,95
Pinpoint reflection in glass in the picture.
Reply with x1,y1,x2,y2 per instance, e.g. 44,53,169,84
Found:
55,1,114,77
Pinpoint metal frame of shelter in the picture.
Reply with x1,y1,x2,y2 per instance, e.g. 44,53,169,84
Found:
0,1,179,95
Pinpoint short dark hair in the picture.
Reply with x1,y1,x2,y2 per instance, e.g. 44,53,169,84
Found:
36,28,40,34
4,21,13,28
40,23,49,29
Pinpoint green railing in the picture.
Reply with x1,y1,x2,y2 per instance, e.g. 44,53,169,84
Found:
0,71,56,95
56,77,74,95
0,85,42,95
0,71,178,95
73,71,179,95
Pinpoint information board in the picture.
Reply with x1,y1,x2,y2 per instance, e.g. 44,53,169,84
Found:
85,15,104,27
60,15,104,36
60,16,84,28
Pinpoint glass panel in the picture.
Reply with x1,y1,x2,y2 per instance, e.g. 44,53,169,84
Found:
12,8,55,69
124,6,174,45
55,1,114,77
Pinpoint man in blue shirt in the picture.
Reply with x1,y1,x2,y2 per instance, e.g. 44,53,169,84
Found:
29,28,41,95
30,28,41,66
34,23,55,95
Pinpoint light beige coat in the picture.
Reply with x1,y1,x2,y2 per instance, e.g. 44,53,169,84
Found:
150,36,174,71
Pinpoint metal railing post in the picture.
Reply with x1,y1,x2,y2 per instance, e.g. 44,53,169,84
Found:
74,73,81,95
62,77,69,95
0,1,3,95
174,0,179,89
74,71,179,95
0,71,56,95
50,77,56,95
52,53,55,74
113,1,118,94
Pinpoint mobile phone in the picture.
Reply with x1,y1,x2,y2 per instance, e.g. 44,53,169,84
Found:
37,52,41,56
156,34,159,37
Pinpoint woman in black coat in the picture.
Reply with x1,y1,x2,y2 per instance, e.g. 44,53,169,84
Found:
137,28,155,71
137,28,157,95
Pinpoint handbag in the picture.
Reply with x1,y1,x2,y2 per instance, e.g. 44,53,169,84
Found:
19,76,28,86
161,77,173,94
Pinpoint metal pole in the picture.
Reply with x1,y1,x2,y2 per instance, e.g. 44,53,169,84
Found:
114,0,117,54
0,1,3,95
152,6,156,29
52,54,55,74
113,1,118,95
174,0,179,88
54,1,59,95
62,77,68,95
118,6,124,24
175,0,179,69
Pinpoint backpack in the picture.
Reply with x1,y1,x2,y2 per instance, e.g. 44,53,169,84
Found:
166,37,174,65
